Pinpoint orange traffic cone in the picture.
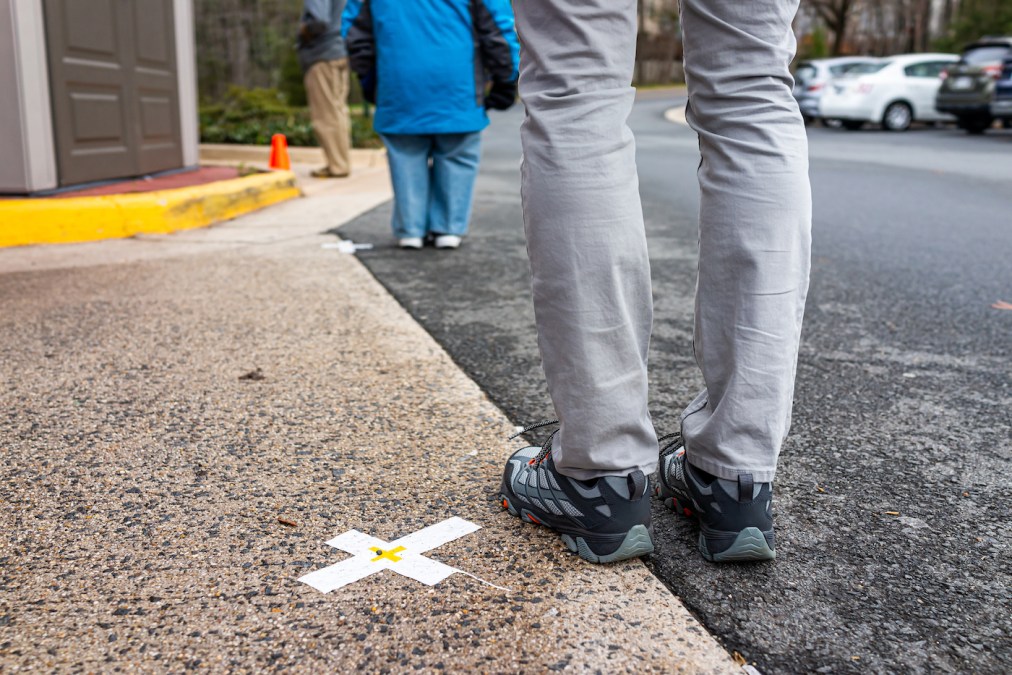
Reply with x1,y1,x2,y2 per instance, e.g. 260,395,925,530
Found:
268,133,291,170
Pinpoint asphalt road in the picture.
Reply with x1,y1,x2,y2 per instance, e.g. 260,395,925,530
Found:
339,90,1012,674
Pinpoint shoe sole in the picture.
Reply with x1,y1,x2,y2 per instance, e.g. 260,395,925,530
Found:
658,490,775,563
700,527,775,562
500,494,654,564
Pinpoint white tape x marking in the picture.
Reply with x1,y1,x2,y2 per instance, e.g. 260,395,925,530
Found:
299,517,504,592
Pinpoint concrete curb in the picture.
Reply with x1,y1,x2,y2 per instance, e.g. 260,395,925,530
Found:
0,155,745,673
0,170,300,248
200,143,387,169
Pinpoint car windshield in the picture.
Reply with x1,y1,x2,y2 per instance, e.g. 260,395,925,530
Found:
846,62,889,75
795,65,818,82
962,45,1011,64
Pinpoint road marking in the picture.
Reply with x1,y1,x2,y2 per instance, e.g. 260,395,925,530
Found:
321,240,374,253
299,517,507,592
664,104,689,126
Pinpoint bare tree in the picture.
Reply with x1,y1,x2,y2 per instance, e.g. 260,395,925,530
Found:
808,0,859,54
195,0,301,101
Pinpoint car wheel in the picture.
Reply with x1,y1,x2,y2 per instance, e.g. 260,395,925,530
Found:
959,116,992,134
1002,119,1012,130
842,120,864,131
882,102,912,132
822,118,843,128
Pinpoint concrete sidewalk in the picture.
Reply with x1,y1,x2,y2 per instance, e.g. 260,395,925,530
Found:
0,161,740,672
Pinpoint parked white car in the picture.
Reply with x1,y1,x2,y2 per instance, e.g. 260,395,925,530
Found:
793,56,881,121
819,53,959,131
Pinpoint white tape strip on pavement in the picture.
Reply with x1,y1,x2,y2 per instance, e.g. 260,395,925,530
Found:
299,517,508,592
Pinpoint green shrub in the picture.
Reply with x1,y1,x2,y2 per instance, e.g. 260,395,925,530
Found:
199,86,382,149
279,50,307,107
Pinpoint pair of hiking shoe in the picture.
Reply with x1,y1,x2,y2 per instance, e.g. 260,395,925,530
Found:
500,423,776,564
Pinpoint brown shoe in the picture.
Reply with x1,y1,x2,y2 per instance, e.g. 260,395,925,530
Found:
310,167,350,179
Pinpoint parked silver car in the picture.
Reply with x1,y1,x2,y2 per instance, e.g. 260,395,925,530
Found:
793,56,881,122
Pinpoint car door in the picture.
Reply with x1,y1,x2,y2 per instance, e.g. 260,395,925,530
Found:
903,61,951,120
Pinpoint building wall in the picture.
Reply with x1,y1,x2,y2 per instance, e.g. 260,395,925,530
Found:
174,0,199,168
0,0,58,193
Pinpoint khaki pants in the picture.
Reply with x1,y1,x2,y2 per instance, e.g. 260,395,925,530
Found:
304,59,351,176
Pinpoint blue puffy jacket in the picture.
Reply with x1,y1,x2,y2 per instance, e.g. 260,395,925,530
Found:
342,0,519,135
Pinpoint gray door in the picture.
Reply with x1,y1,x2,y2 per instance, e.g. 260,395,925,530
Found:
44,0,183,186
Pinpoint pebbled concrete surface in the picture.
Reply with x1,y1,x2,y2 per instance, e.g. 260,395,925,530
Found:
338,91,1012,674
0,159,738,672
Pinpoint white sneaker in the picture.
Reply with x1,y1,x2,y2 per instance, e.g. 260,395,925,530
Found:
398,237,423,249
434,235,462,249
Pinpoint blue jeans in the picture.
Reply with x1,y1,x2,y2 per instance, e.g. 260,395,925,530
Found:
380,132,482,239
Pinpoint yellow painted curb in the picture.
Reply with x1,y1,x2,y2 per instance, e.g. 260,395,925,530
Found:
0,170,301,248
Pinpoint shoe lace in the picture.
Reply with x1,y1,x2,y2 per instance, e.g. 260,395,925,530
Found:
658,430,683,457
508,419,559,465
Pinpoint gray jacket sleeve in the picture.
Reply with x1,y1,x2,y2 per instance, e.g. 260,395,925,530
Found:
302,0,331,36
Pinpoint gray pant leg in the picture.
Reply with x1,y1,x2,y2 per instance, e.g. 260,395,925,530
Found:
516,0,657,480
679,0,812,482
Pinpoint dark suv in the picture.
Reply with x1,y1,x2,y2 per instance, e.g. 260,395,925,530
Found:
936,37,1012,133
991,57,1012,125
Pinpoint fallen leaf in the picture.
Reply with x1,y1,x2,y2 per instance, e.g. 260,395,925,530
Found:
884,511,900,516
277,517,298,528
991,300,1012,310
239,367,265,381
733,652,747,666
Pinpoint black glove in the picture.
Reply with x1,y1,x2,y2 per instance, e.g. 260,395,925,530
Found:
299,14,328,44
359,70,377,105
485,79,517,111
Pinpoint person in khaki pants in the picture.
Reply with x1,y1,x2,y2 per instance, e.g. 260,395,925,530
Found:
298,0,351,178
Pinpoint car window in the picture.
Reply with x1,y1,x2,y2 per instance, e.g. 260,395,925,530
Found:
795,65,818,82
848,62,889,75
962,45,1012,64
830,62,870,76
929,61,954,77
904,61,948,78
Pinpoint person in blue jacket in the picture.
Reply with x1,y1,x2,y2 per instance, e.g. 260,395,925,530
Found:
342,0,519,249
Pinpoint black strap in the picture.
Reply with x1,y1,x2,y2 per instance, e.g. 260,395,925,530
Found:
738,473,754,503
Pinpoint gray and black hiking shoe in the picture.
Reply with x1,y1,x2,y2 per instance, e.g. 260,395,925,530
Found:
656,432,776,562
500,421,654,564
